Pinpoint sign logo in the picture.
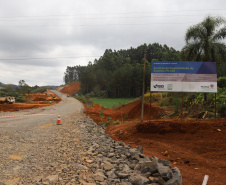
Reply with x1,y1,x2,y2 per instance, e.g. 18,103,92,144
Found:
201,86,209,89
167,84,173,90
210,84,214,88
154,84,164,89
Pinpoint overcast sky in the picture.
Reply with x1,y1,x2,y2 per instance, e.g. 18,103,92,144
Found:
0,0,226,86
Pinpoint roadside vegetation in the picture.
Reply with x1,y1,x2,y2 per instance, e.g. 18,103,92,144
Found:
145,86,226,118
91,98,135,109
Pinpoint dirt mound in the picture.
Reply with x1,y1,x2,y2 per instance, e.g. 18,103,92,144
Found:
33,97,46,101
135,120,188,134
60,82,80,96
0,103,51,112
84,100,165,124
109,100,165,120
26,90,60,103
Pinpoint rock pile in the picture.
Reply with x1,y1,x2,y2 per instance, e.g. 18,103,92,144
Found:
76,116,182,185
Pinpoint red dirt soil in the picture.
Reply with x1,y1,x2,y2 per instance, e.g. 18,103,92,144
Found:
84,100,226,185
84,101,166,123
59,82,80,96
0,103,52,112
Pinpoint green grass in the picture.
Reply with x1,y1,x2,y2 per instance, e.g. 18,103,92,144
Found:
91,98,135,109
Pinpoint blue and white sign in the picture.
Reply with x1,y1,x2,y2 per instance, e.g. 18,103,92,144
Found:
151,61,217,92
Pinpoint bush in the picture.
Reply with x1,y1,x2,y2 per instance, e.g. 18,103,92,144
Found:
32,87,47,93
171,97,182,113
75,95,93,106
218,104,226,117
16,95,28,102
85,90,107,98
218,77,226,88
159,97,170,107
0,90,7,97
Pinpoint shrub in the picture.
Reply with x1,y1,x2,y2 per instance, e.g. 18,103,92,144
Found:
75,95,93,106
218,77,226,88
16,95,28,102
32,87,47,93
171,97,182,113
218,104,226,117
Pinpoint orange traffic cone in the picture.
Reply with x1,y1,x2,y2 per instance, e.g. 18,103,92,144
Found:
57,113,61,125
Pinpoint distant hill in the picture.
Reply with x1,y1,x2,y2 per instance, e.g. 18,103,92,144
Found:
42,85,58,90
0,82,58,90
0,82,18,90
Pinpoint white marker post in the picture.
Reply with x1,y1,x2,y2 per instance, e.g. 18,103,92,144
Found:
202,175,209,185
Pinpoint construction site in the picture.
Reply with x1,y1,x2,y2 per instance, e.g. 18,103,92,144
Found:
0,82,225,184
0,89,60,112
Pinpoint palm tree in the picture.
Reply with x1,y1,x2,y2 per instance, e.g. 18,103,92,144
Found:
182,16,226,64
182,16,226,102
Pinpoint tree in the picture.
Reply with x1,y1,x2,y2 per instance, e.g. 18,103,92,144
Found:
18,80,31,95
182,16,226,101
182,16,226,67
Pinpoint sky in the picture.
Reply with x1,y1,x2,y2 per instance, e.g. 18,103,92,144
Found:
0,0,226,86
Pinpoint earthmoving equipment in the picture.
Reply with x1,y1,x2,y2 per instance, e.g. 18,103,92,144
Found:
0,96,15,104
45,93,57,100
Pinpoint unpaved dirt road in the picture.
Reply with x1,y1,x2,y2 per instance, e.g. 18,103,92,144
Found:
0,91,83,130
0,91,84,184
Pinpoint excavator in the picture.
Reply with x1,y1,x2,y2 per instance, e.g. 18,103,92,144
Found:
45,93,57,100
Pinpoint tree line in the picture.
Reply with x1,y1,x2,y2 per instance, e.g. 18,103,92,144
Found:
64,43,180,98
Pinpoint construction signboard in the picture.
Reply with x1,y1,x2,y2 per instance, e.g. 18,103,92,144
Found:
151,61,217,93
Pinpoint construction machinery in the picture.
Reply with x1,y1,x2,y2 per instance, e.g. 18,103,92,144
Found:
0,96,15,104
45,93,57,100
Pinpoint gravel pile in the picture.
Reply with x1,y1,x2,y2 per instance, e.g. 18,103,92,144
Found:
72,116,182,185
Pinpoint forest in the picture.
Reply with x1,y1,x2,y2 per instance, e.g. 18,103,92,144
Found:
63,43,181,98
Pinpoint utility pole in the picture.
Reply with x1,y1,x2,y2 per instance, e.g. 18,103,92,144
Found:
141,50,146,122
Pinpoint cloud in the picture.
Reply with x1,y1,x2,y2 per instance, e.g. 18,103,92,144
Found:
0,0,226,86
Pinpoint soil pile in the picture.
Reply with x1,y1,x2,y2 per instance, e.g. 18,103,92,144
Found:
84,100,165,124
0,103,50,112
59,82,80,96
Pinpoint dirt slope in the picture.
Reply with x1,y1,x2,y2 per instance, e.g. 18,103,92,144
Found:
84,100,165,124
59,82,80,96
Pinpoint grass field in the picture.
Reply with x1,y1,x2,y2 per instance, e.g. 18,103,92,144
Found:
91,98,135,109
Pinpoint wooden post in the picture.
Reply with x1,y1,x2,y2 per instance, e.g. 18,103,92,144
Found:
214,58,217,120
149,57,152,121
149,91,152,120
215,93,217,120
181,92,184,122
141,50,146,122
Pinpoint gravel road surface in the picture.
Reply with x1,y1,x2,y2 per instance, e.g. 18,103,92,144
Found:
0,91,85,184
